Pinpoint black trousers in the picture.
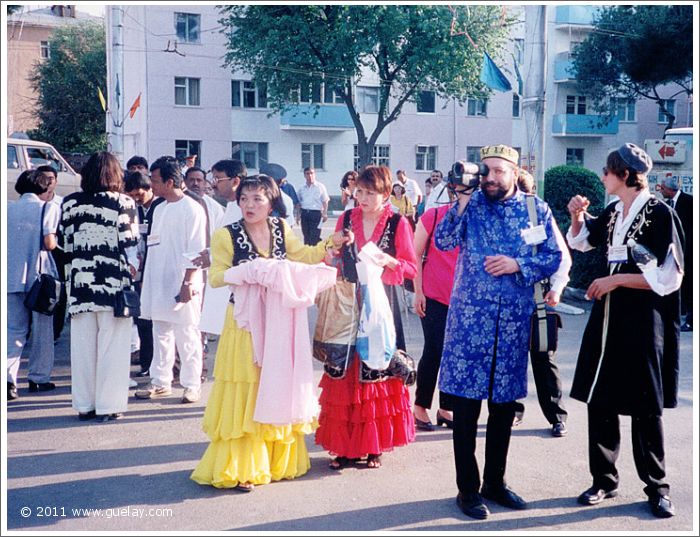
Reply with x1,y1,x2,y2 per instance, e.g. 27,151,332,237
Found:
513,350,567,424
135,317,154,373
587,404,669,498
415,297,449,410
300,209,322,245
51,249,68,341
452,396,516,494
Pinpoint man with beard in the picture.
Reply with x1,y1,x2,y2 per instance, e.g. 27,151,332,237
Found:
434,145,562,520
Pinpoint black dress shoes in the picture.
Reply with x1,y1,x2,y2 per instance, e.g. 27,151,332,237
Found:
480,484,528,510
577,485,618,505
28,380,56,392
456,492,490,520
414,416,435,432
96,413,124,423
8,382,19,400
78,410,97,421
436,411,454,429
648,494,675,518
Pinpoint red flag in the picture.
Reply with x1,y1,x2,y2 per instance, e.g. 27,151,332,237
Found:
128,93,141,119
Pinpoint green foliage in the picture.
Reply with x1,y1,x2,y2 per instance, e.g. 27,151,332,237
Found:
544,165,608,289
8,5,23,15
572,5,692,130
28,22,106,154
218,5,511,166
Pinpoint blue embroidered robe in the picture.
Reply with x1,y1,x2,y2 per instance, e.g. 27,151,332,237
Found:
435,190,562,402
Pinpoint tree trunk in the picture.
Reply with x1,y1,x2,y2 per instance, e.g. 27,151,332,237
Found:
356,137,373,169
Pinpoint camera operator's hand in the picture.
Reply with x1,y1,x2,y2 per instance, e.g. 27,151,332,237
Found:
455,187,473,215
484,255,520,277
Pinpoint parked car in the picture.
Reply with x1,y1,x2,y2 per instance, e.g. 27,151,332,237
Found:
6,138,81,201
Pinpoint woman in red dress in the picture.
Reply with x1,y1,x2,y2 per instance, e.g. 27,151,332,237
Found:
315,165,417,469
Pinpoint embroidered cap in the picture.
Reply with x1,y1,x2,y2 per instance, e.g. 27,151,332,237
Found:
480,145,519,166
618,143,652,174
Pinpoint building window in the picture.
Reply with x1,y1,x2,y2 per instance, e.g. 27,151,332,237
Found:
301,143,324,170
658,99,676,123
417,91,436,114
512,94,521,118
514,38,525,64
40,41,50,59
175,140,201,166
354,144,390,170
467,98,487,117
175,12,200,43
232,80,267,108
466,146,481,163
356,86,379,114
232,142,268,170
415,145,437,171
323,83,344,104
614,98,636,122
566,95,587,115
566,148,584,166
175,77,200,106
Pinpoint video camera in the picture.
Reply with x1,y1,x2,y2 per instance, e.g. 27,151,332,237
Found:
447,161,489,192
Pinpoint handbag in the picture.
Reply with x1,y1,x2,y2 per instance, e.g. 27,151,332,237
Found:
114,288,141,318
386,349,417,386
23,203,64,316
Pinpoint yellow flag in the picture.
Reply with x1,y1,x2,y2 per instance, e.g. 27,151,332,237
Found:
98,87,106,112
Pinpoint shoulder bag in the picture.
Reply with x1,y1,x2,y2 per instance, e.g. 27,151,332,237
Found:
24,203,63,316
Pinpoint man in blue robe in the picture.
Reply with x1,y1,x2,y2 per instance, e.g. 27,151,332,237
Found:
435,145,562,520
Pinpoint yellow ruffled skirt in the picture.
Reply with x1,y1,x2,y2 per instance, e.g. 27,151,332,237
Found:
190,305,316,488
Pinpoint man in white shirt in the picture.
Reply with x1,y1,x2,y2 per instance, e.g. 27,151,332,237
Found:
297,167,330,245
397,169,423,208
425,169,450,210
137,156,207,404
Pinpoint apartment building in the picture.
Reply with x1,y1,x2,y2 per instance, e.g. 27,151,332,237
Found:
112,5,690,190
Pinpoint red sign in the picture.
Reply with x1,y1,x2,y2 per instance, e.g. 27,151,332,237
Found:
658,144,676,159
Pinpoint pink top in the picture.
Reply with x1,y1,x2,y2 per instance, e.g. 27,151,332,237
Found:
420,205,459,306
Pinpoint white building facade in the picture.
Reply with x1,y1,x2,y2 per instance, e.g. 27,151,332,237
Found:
111,5,691,192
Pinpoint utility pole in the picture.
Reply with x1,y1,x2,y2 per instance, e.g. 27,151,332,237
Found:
523,5,547,192
105,6,124,162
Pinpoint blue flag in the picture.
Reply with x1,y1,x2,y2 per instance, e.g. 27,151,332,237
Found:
480,52,512,92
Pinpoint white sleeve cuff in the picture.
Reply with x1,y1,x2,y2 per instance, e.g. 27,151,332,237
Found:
566,223,594,252
640,244,684,296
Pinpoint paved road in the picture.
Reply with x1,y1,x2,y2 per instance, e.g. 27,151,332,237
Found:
4,221,695,532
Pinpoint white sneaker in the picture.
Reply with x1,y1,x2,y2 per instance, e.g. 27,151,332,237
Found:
128,378,138,388
134,383,172,399
182,387,201,404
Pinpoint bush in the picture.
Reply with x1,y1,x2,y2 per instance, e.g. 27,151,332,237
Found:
543,165,608,289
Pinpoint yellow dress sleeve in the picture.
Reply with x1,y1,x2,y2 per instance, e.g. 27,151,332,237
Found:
209,227,234,288
282,219,331,264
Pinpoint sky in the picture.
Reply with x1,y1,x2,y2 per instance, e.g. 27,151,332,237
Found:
20,3,105,17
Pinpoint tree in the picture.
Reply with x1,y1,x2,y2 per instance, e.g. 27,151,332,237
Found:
572,5,692,130
7,6,23,15
218,5,511,167
29,22,106,153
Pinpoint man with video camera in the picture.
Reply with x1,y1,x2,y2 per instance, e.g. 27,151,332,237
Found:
434,145,562,520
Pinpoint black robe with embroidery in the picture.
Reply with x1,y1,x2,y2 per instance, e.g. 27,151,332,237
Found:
570,196,684,415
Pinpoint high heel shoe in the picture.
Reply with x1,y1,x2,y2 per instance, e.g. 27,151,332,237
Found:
414,416,435,432
436,411,454,429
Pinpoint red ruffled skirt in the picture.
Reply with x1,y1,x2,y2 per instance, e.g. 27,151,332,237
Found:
315,356,415,459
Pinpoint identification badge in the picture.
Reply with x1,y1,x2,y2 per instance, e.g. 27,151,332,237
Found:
139,223,149,236
147,234,160,247
521,224,547,245
607,245,628,264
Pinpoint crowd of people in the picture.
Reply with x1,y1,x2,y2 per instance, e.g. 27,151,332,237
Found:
6,142,690,520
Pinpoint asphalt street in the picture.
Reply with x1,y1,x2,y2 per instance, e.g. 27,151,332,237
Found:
4,220,696,533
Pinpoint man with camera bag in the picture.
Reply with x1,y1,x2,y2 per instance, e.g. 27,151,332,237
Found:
435,145,562,520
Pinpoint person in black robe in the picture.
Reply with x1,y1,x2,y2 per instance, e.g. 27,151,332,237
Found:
566,143,684,519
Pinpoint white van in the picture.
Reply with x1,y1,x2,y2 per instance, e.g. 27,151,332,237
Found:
6,137,81,201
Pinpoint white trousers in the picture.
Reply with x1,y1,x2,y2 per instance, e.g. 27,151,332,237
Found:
6,292,55,385
150,320,202,391
71,311,132,414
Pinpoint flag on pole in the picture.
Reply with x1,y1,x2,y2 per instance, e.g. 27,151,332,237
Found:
480,52,512,92
98,87,107,111
128,93,141,119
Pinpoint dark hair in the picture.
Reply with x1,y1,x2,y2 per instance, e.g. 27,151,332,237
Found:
425,178,432,186
358,165,392,196
184,166,207,180
35,165,57,178
236,174,287,218
303,167,314,174
81,151,124,193
150,156,183,188
126,155,148,170
606,150,647,191
124,170,151,192
211,159,247,180
431,169,443,178
15,170,50,195
340,170,358,190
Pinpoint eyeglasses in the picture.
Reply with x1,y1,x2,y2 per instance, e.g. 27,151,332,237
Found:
212,174,238,183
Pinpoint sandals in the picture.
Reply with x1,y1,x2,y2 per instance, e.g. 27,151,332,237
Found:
366,454,382,469
234,482,254,493
329,456,356,470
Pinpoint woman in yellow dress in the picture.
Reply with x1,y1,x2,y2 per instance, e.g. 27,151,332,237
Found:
191,175,350,491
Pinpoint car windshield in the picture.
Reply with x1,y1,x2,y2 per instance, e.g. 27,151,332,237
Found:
26,146,66,171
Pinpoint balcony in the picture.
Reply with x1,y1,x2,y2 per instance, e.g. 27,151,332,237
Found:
554,6,597,28
552,114,619,137
280,104,354,131
553,53,576,83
